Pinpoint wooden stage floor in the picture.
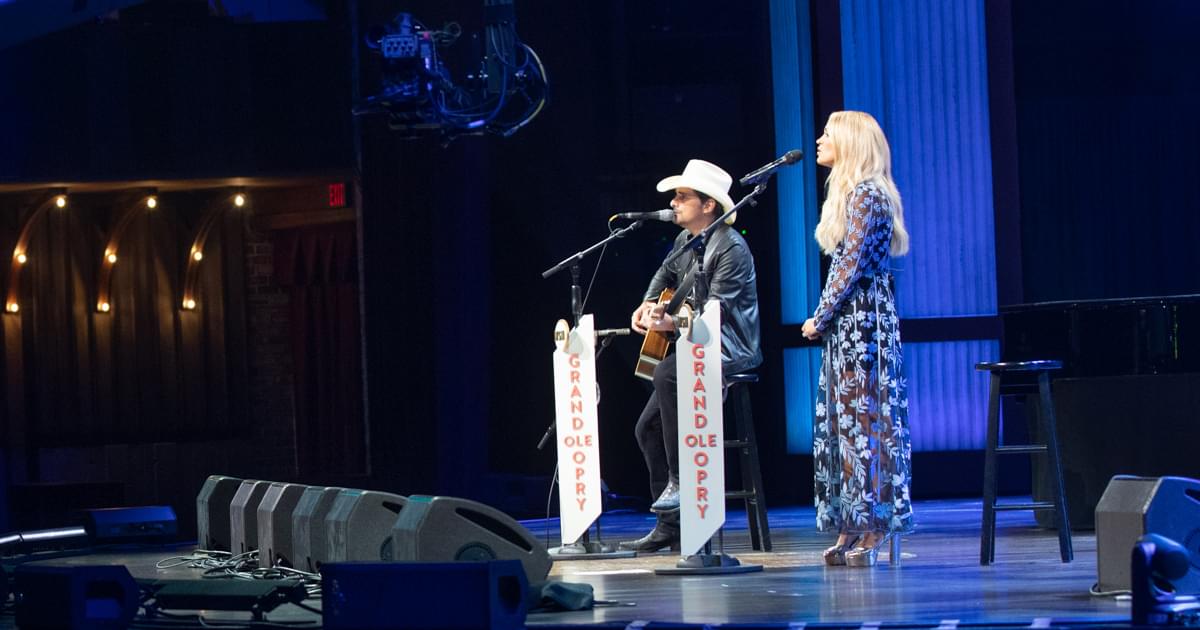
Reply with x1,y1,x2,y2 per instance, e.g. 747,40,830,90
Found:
525,498,1130,627
0,498,1135,628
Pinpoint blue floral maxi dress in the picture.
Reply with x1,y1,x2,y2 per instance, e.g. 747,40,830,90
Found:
812,181,914,535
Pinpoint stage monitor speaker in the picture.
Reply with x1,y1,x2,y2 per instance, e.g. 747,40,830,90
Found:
229,479,271,555
321,559,528,630
14,564,138,630
86,505,178,544
292,486,343,572
196,475,242,551
256,482,307,568
1096,475,1200,593
325,490,407,563
390,495,552,585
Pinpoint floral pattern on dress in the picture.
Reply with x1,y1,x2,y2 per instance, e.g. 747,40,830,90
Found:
812,181,913,535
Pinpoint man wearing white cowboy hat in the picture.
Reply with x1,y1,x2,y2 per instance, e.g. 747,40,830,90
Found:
618,159,763,553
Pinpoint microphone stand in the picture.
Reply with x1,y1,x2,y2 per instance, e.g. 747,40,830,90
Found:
661,181,770,323
650,181,772,575
539,218,646,448
539,220,647,558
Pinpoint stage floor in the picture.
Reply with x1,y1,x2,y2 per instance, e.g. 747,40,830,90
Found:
525,498,1129,627
0,498,1132,628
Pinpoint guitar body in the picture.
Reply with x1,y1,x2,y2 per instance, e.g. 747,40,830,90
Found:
634,288,675,381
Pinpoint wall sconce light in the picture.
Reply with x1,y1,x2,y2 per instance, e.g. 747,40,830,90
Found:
6,189,68,316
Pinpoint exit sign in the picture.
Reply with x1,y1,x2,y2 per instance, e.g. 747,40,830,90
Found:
328,182,346,208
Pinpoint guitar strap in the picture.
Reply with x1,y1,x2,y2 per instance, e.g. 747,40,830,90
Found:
666,256,700,314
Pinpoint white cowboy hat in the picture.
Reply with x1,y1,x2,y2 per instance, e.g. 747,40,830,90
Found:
656,159,738,224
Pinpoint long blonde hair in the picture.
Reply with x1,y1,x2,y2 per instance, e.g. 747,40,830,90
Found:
814,111,909,256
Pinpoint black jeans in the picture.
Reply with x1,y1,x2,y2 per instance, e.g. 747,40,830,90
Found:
634,358,680,501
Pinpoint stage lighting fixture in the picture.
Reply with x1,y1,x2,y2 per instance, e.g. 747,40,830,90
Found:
355,1,547,144
1132,533,1200,625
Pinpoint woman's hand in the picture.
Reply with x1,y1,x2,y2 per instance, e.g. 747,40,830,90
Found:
802,317,821,340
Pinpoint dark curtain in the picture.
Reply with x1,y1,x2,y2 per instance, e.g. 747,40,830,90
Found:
274,224,365,477
8,196,249,447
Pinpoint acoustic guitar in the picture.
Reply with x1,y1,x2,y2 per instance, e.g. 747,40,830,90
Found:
633,287,692,381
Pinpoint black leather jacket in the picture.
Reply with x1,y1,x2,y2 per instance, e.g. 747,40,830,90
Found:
642,223,763,374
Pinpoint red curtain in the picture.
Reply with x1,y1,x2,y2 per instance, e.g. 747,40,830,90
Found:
274,224,365,477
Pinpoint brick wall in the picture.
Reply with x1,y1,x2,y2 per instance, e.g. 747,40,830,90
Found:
244,223,298,481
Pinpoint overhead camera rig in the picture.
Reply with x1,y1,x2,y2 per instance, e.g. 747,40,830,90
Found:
354,0,548,144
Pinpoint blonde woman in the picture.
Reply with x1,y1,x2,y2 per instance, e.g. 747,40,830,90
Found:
801,111,913,567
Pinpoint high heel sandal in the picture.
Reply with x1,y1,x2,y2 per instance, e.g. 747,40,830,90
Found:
821,535,859,566
845,532,891,567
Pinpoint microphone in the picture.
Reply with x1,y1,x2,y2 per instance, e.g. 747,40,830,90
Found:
610,209,675,222
596,327,632,337
739,149,804,186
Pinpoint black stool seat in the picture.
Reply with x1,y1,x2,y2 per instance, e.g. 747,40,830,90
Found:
723,372,771,551
975,360,1073,565
976,360,1062,372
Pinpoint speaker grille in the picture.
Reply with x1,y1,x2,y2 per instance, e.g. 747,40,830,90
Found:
455,507,533,552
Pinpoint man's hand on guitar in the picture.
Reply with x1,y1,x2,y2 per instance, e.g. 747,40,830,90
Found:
631,301,657,335
645,303,676,332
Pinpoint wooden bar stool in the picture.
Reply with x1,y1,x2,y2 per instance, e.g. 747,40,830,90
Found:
723,372,772,552
976,360,1073,565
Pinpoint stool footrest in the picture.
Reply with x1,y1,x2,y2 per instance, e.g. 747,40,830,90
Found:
993,501,1057,511
724,440,749,449
995,444,1048,454
725,491,756,500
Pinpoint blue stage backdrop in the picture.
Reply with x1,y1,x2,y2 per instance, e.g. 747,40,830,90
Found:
776,0,998,455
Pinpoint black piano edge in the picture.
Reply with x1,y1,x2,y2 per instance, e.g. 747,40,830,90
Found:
1000,293,1200,312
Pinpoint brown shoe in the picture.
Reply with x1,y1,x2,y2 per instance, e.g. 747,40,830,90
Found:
617,525,680,553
